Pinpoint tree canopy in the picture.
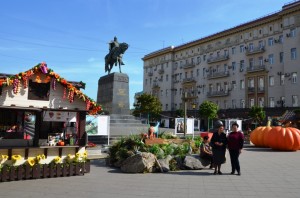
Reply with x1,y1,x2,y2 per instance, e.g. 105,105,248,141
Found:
175,109,184,117
248,106,266,125
132,93,162,121
199,100,219,119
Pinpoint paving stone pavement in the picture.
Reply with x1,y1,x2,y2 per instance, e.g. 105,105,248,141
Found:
1,146,300,198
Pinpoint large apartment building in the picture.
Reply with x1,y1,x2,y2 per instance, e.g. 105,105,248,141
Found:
142,1,300,123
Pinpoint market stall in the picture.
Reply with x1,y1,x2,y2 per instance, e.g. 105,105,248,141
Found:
0,63,101,182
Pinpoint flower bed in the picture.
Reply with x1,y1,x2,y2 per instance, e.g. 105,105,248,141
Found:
0,151,90,182
0,161,90,182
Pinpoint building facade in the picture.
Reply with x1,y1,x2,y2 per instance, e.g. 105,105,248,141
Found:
142,1,300,124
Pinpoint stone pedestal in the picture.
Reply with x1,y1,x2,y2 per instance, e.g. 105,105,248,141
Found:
97,73,130,115
92,73,149,144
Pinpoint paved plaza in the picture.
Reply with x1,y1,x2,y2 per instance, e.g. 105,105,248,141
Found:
0,146,300,198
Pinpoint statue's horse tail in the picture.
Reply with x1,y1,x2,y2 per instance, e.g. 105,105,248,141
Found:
104,54,109,73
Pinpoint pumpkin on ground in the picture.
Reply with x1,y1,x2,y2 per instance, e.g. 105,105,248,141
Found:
265,127,300,151
262,126,273,147
250,126,272,147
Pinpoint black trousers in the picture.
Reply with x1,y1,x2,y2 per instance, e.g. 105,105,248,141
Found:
229,149,240,173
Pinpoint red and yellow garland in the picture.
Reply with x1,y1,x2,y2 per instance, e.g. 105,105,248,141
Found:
0,62,101,115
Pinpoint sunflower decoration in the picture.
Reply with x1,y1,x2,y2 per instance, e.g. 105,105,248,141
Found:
11,154,22,165
27,157,36,167
0,154,9,164
74,152,83,163
65,154,74,163
35,154,46,164
53,156,61,164
82,151,88,161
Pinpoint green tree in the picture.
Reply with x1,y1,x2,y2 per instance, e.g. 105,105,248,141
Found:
132,93,162,124
199,101,219,130
248,106,266,126
175,109,184,117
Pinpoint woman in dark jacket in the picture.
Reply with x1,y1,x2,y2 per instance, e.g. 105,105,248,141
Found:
210,124,227,175
227,122,244,175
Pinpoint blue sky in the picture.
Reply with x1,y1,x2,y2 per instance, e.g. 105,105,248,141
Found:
0,0,290,108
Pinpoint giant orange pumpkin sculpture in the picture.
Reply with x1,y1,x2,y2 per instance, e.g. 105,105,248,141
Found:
265,127,300,151
250,126,272,147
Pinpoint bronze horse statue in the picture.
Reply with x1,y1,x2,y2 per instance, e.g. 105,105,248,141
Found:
105,42,129,74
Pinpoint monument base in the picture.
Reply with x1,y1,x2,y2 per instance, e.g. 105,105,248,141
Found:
97,72,130,115
93,73,148,144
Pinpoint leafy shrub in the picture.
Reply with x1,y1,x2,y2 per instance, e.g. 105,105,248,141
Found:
193,136,203,148
158,131,177,139
169,158,178,171
161,144,175,156
148,144,160,155
173,144,189,157
108,135,148,165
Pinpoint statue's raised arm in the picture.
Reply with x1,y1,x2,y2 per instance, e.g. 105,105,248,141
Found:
105,36,129,74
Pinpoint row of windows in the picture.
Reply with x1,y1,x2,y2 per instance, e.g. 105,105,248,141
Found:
163,95,299,111
172,28,296,62
145,48,297,85
146,45,297,74
153,73,298,98
145,69,298,87
171,47,297,69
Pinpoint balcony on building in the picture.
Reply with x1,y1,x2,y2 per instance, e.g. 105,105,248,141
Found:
152,82,160,89
245,46,265,55
182,62,196,69
207,54,229,64
207,90,230,97
248,87,255,94
257,86,265,93
183,91,198,100
173,79,180,84
158,69,164,74
207,71,230,79
148,71,153,76
246,65,266,73
182,77,196,84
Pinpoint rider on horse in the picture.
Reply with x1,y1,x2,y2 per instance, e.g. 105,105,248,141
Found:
108,36,125,66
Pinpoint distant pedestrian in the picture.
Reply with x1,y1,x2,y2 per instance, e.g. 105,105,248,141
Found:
227,122,244,176
210,124,227,175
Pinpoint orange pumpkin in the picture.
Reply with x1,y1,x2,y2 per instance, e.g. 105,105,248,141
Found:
265,127,300,151
250,126,272,147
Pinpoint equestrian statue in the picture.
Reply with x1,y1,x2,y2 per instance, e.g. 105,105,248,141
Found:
105,36,129,74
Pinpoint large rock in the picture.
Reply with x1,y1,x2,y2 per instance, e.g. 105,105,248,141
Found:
158,155,173,172
121,152,157,173
183,155,204,170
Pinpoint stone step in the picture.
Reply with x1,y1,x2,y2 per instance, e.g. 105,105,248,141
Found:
110,119,142,124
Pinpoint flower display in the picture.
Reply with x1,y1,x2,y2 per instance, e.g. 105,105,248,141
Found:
74,151,88,163
0,155,9,164
35,154,46,164
53,156,62,164
11,154,22,165
65,154,75,163
27,158,36,167
0,62,102,115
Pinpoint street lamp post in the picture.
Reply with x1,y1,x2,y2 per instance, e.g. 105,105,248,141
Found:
192,103,197,139
182,92,188,137
192,103,196,119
